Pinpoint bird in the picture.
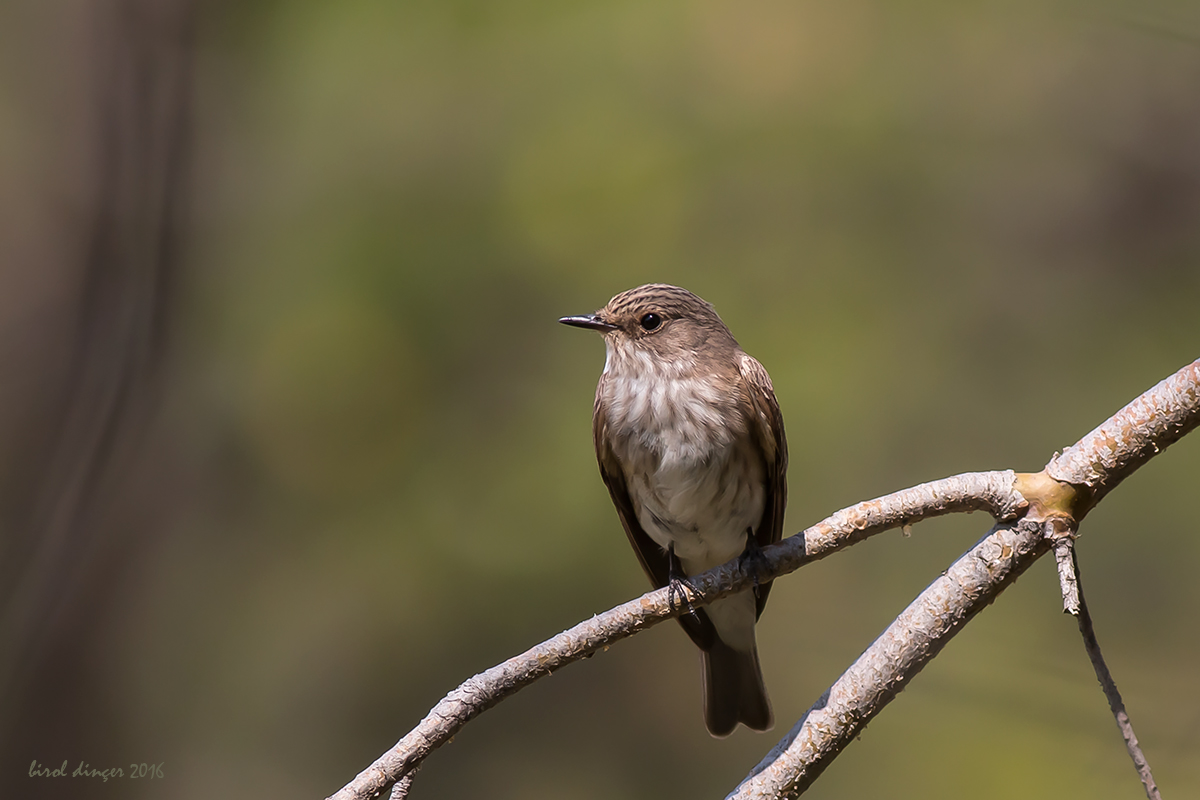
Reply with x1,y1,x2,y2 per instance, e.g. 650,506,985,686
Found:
560,283,787,737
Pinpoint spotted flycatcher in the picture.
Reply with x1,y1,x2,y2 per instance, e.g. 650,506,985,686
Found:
560,284,786,737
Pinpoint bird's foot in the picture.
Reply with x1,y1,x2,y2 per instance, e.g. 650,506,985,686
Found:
667,544,701,617
740,528,769,595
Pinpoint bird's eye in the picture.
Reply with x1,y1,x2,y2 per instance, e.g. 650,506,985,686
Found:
639,313,663,331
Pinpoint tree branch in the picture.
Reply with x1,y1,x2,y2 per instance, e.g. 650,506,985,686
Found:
730,516,1050,799
328,358,1199,800
329,472,1024,800
1048,359,1200,511
730,357,1199,798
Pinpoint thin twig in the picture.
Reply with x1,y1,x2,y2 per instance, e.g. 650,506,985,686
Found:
388,766,418,800
1049,520,1081,615
1069,545,1162,800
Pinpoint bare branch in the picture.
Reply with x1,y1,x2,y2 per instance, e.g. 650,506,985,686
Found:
328,472,1024,800
729,357,1200,799
730,517,1049,799
328,358,1200,800
1048,359,1200,512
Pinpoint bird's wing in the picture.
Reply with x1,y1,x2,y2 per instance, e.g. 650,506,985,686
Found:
593,377,717,651
739,352,788,619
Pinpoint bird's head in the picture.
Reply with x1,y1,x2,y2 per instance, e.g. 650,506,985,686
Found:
559,284,737,368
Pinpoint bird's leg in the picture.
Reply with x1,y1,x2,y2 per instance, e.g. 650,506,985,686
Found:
666,544,700,617
740,527,769,596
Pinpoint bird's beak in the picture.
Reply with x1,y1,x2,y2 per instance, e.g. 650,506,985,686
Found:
559,313,618,333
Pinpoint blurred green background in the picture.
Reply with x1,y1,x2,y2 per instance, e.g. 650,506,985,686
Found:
1,0,1199,798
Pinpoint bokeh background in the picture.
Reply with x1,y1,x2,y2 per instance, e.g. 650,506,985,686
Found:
1,0,1199,798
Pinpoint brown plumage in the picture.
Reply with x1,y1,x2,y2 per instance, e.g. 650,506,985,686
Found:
561,284,787,736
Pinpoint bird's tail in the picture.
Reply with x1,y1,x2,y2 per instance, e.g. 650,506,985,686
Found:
701,638,772,737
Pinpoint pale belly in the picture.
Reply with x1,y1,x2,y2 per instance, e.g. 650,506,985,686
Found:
627,445,765,577
601,345,768,652
603,360,766,576
627,450,765,653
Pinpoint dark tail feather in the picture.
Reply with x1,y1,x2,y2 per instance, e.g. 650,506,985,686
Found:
701,639,772,737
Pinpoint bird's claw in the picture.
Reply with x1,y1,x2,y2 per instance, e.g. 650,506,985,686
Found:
667,573,701,617
740,527,769,595
666,544,701,617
